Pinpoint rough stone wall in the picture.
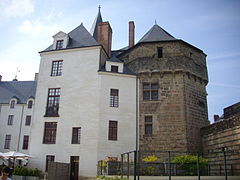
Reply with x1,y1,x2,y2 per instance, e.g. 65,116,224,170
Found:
119,41,209,152
138,72,188,152
201,115,240,175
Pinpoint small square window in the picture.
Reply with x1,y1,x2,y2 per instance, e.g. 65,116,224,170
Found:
111,66,118,73
56,40,64,49
157,47,163,58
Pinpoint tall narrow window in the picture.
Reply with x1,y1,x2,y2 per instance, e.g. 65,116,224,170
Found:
25,115,31,126
28,100,33,108
110,89,119,107
143,83,158,101
145,116,153,136
10,100,15,108
7,115,14,125
51,60,63,76
22,135,29,150
111,65,118,73
72,127,81,144
4,135,11,149
56,40,64,49
108,121,118,141
46,155,55,172
45,88,60,117
157,47,163,58
43,122,57,144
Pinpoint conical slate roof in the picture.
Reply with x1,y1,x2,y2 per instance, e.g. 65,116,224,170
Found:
42,23,99,52
139,24,176,43
90,7,103,41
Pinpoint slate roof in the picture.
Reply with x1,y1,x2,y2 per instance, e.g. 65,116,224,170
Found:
138,24,176,43
90,8,103,41
42,23,99,52
0,81,37,104
107,56,123,63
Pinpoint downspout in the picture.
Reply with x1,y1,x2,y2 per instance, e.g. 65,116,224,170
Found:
17,105,24,151
135,74,139,152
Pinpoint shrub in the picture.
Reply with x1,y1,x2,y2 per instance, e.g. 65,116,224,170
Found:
141,155,158,175
13,166,41,177
171,154,208,175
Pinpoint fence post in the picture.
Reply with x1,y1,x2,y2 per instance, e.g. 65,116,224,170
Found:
127,153,130,179
134,151,137,180
197,152,200,180
100,160,103,175
121,154,123,178
222,147,228,180
168,151,171,180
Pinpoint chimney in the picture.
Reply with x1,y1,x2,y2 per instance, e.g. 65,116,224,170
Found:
34,73,38,81
129,21,135,48
214,114,219,122
0,75,2,82
97,22,112,56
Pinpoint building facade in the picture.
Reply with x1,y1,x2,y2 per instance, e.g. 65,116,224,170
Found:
28,18,136,178
0,77,36,158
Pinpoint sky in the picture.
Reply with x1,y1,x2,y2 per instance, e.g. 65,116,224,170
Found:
0,0,239,122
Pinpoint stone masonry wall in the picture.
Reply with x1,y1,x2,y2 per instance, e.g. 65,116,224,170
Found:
119,41,209,152
201,115,240,175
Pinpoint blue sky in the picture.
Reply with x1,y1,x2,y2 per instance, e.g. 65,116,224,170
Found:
0,0,239,122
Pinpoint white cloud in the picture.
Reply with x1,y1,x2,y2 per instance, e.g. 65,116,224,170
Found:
18,20,61,37
0,0,34,18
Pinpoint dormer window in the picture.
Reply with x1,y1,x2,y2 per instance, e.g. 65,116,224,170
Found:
111,65,118,73
10,100,15,109
56,40,64,49
28,100,33,109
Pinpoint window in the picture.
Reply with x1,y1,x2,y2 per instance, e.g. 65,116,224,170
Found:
51,60,63,76
72,127,81,144
45,88,60,117
111,65,118,73
108,121,118,141
46,155,55,172
7,115,14,125
25,115,31,126
10,100,15,108
110,89,119,107
56,40,64,49
145,116,152,136
28,100,33,108
22,135,29,150
157,47,163,58
143,83,158,100
43,122,57,144
4,135,11,149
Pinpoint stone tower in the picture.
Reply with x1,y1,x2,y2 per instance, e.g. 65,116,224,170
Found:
118,24,209,152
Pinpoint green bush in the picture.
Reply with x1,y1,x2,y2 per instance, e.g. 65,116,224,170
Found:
97,176,129,180
171,154,208,175
13,166,41,177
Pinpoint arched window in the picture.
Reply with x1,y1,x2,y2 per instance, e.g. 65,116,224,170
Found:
10,100,15,108
28,100,33,109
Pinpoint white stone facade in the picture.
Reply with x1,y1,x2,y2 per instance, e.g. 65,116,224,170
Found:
0,100,34,155
28,46,136,177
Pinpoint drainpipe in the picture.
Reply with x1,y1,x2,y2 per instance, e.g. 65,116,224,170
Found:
135,75,139,152
17,105,25,151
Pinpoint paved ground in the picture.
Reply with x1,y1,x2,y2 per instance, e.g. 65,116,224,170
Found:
127,176,240,180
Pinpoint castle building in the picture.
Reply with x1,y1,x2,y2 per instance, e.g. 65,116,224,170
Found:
118,23,209,152
0,76,36,158
0,8,210,179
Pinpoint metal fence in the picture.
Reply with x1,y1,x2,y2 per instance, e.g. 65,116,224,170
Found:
97,148,240,180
